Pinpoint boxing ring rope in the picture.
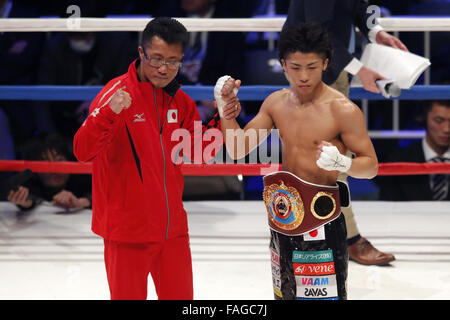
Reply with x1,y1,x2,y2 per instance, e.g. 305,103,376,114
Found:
0,84,449,139
0,161,449,176
1,85,450,101
2,17,450,32
1,17,449,177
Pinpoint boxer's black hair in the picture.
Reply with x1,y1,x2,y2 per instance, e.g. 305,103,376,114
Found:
278,22,332,63
141,17,189,49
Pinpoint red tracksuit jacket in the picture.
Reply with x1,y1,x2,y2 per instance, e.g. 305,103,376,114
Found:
74,60,220,243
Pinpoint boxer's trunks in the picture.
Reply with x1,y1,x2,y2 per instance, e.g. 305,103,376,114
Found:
263,171,348,300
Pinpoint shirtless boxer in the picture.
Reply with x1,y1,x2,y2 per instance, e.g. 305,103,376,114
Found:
216,23,378,300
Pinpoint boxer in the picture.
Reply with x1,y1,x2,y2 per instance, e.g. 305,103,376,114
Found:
215,23,378,300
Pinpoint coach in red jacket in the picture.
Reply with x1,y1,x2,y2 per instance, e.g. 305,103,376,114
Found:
74,17,239,300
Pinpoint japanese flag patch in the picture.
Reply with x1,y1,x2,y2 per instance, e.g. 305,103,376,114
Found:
303,226,325,241
167,109,178,123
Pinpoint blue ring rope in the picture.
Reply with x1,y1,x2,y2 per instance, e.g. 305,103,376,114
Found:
0,85,449,101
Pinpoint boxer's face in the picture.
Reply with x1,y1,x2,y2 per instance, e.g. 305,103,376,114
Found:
426,102,450,151
138,36,184,88
281,51,328,93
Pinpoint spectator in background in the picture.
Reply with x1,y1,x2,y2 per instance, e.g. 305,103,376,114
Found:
404,0,450,83
157,0,248,201
0,108,15,160
34,30,137,141
378,100,450,201
0,0,45,152
369,0,421,16
158,0,248,121
0,108,15,183
29,1,138,141
6,133,92,211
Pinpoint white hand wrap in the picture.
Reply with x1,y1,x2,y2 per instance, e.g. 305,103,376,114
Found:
316,146,352,173
214,75,239,118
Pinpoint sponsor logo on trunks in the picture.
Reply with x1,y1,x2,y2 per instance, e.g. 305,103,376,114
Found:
303,226,325,241
295,275,338,299
271,248,282,297
273,286,283,298
293,262,335,276
271,248,280,265
272,264,282,298
272,275,282,298
292,250,334,263
296,297,338,300
270,248,282,297
271,263,281,278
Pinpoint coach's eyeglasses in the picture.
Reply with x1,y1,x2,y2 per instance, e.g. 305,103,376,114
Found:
142,50,182,70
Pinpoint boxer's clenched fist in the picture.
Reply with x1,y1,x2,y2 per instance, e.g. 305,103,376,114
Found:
214,75,240,118
316,141,352,173
109,87,132,114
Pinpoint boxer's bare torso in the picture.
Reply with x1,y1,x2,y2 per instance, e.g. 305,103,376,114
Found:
220,81,377,186
269,85,349,185
219,49,377,186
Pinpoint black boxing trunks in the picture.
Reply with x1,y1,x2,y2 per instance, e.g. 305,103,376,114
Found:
263,171,348,300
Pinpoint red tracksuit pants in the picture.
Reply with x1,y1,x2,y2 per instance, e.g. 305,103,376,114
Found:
103,234,193,300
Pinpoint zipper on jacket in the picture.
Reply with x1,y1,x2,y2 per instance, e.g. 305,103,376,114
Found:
125,124,143,183
154,88,171,240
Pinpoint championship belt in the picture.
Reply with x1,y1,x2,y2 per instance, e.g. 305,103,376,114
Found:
263,171,341,236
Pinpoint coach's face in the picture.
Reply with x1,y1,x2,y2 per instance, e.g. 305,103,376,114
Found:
138,36,184,88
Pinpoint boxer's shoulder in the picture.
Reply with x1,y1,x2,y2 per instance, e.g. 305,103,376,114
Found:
330,97,365,126
267,88,288,99
262,88,288,109
326,92,358,113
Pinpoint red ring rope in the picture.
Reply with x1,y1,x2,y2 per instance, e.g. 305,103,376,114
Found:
0,160,449,176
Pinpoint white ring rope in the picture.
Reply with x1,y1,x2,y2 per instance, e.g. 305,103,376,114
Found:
1,17,450,32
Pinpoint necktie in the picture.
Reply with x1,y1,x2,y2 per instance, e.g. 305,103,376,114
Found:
430,157,449,200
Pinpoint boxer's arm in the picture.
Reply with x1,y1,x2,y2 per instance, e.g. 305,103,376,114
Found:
220,93,275,160
335,100,378,179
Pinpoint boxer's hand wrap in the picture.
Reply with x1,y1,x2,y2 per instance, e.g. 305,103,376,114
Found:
214,75,239,118
316,146,352,173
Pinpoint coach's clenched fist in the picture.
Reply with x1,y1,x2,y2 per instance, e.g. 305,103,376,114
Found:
109,87,132,114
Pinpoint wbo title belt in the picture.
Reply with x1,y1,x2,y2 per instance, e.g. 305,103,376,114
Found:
263,171,341,236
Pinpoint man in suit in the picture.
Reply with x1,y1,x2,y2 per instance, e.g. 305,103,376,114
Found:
284,0,408,265
378,100,450,201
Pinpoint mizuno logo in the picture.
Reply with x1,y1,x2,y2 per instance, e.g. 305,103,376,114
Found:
133,113,146,122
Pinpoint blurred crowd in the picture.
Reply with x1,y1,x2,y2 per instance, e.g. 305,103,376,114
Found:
0,0,449,202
